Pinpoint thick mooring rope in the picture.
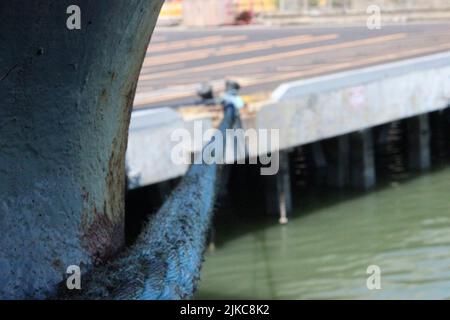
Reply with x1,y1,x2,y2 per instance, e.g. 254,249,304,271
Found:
57,108,236,300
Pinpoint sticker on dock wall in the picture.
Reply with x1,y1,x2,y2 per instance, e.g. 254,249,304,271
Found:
349,86,366,109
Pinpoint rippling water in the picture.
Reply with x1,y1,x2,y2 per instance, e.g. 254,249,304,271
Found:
196,166,450,300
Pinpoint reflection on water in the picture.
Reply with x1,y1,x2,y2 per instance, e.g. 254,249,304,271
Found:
196,166,450,300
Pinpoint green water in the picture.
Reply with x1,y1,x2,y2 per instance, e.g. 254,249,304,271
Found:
196,167,450,300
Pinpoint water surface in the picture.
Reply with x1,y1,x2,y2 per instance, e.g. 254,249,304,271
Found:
196,167,450,299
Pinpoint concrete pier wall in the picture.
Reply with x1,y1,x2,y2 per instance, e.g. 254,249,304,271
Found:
258,51,450,152
127,51,450,188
